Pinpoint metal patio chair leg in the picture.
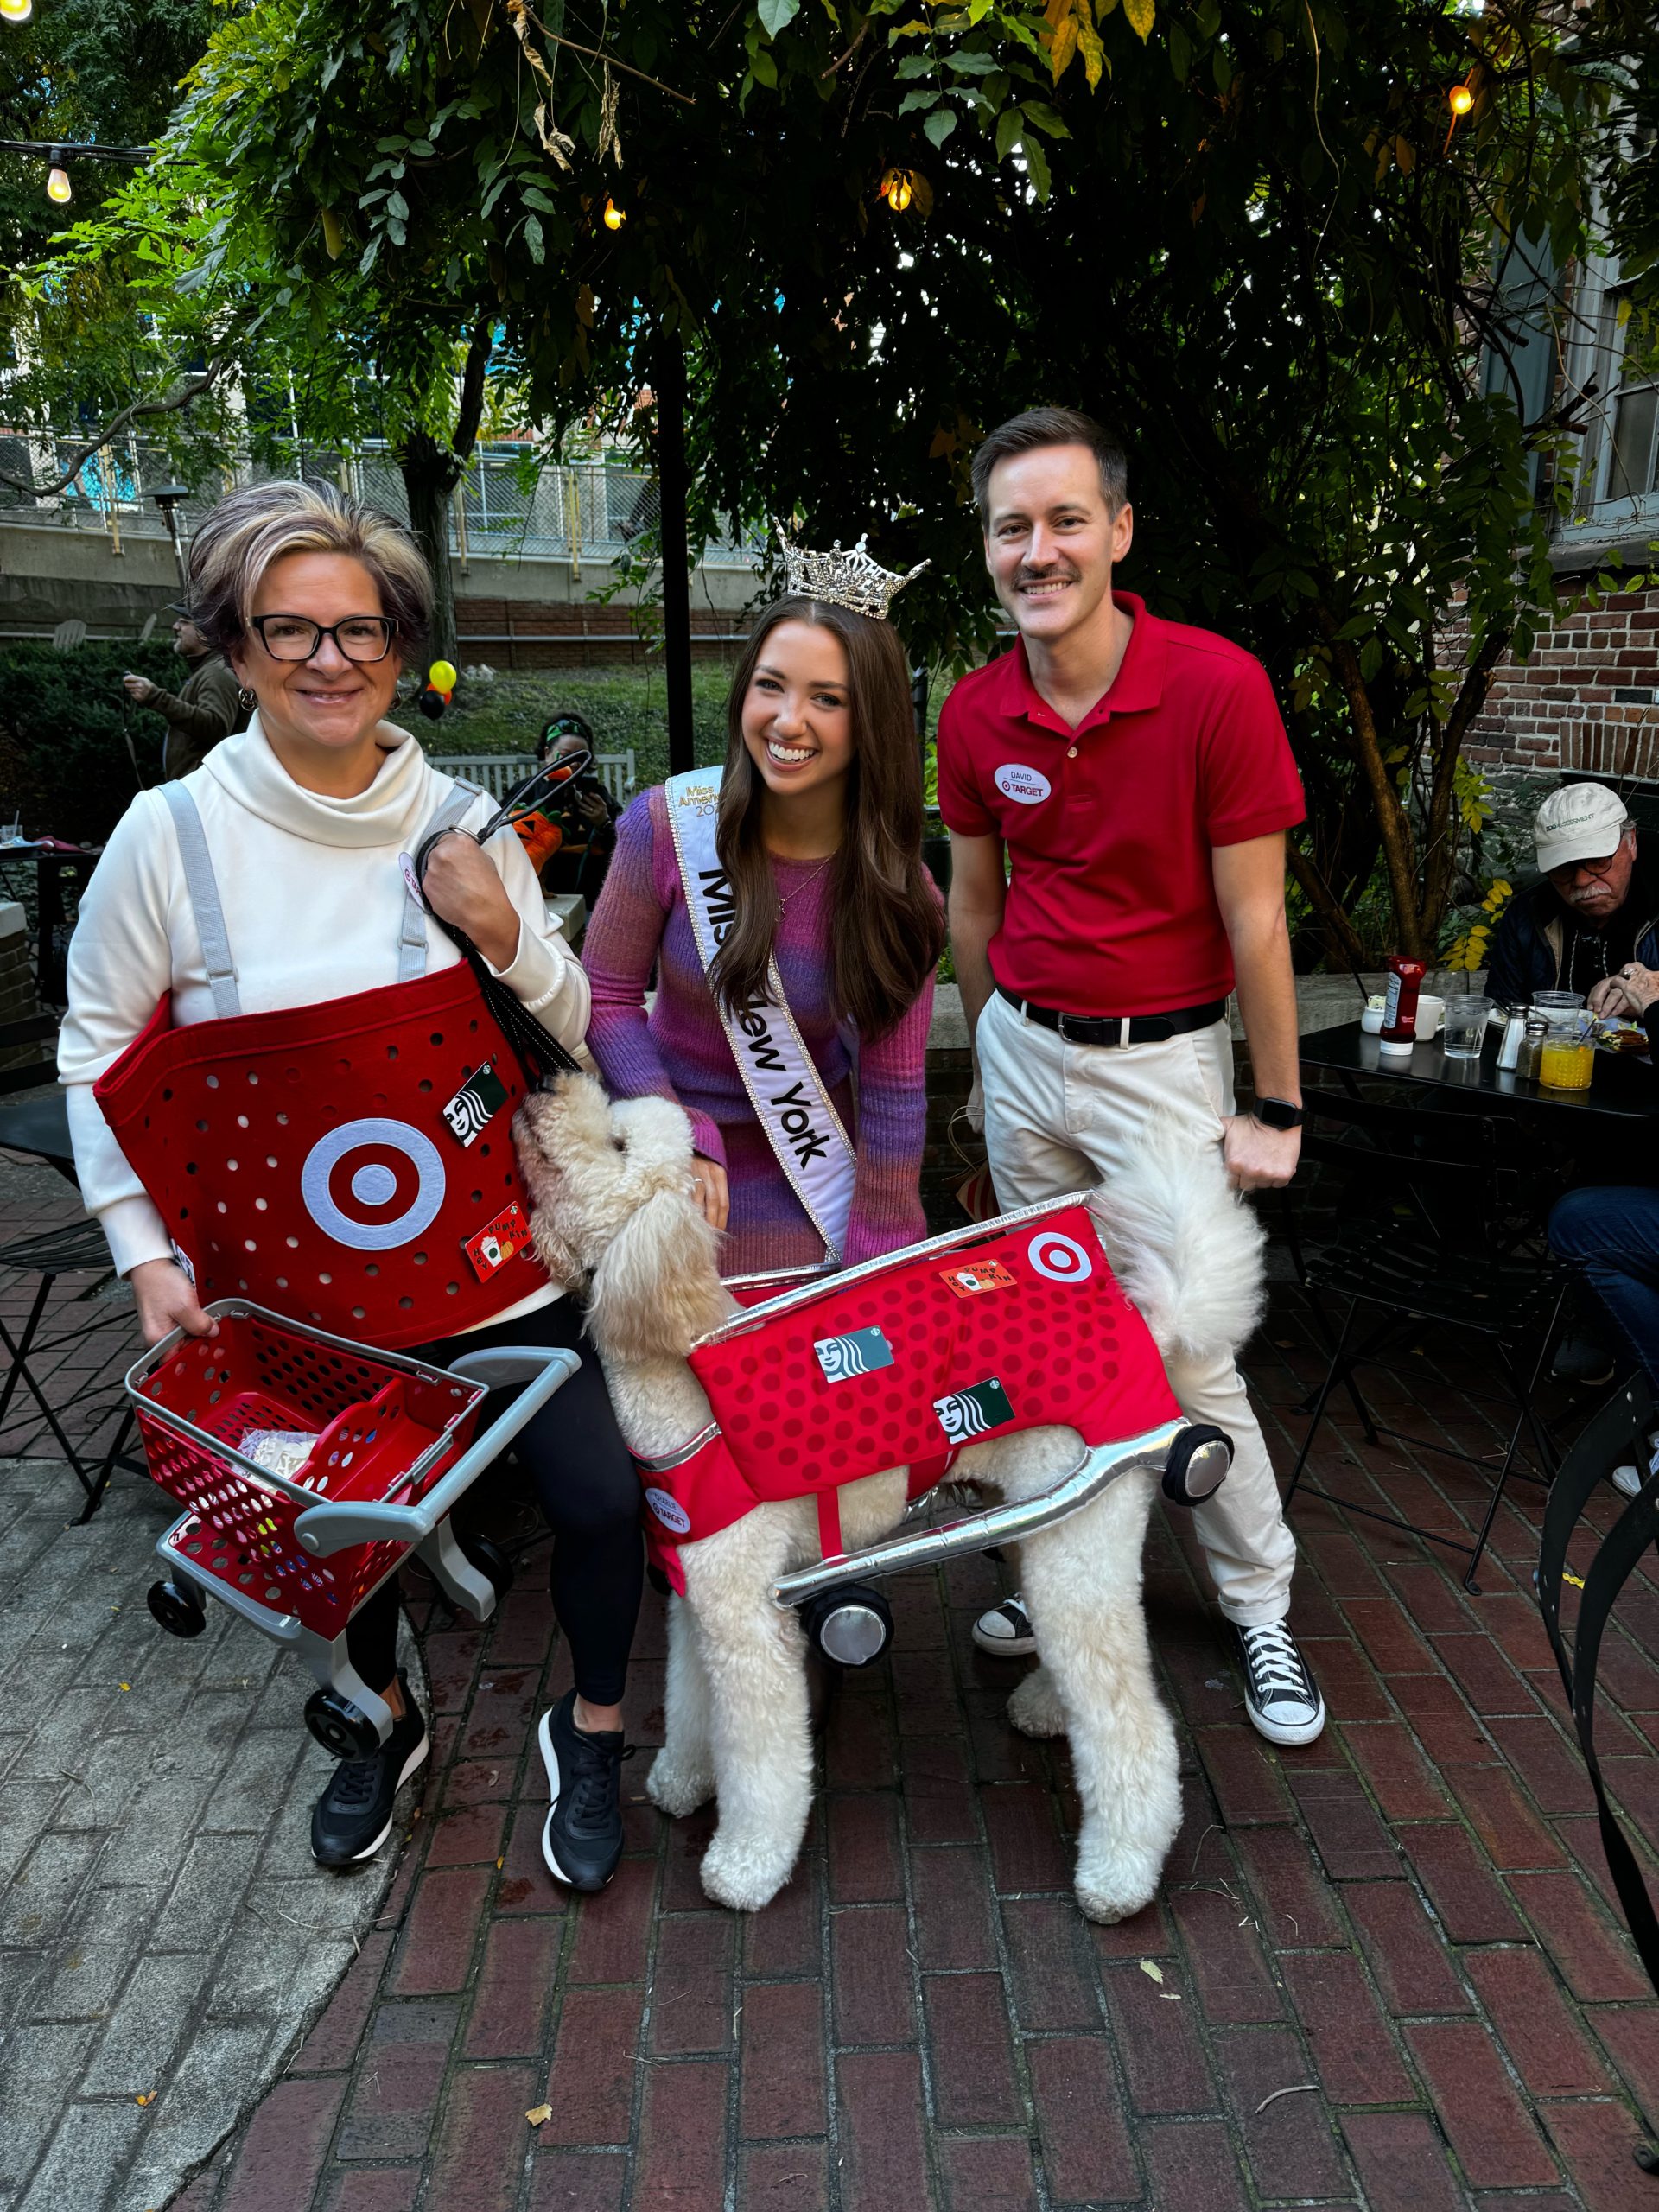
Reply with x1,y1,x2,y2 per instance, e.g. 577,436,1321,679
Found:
1284,1294,1363,1509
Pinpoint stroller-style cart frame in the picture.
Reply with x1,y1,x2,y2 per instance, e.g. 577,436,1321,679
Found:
127,1300,579,1756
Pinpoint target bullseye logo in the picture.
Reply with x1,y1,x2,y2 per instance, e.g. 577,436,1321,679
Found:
1027,1229,1093,1284
301,1119,447,1251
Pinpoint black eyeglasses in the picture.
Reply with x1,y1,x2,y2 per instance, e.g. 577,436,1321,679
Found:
250,613,397,664
1548,841,1629,886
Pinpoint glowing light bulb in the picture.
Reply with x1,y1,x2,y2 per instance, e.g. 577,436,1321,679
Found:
881,168,914,213
0,0,34,27
46,166,72,204
602,197,625,230
1448,82,1474,115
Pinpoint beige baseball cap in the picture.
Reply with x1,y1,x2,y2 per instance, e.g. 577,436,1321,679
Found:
1535,782,1630,874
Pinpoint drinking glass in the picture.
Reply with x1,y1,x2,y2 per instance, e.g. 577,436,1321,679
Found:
1539,1038,1595,1090
1441,996,1491,1059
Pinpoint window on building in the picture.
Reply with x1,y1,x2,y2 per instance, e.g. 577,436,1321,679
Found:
1560,248,1659,532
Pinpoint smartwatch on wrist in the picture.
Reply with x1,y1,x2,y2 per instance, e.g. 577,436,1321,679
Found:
1252,1097,1304,1132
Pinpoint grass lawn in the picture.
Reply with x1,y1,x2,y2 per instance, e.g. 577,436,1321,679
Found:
411,661,740,789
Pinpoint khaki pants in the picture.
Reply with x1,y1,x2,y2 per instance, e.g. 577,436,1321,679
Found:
976,988,1297,1626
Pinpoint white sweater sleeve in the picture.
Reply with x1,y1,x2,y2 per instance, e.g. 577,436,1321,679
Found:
57,791,180,1276
471,796,592,1048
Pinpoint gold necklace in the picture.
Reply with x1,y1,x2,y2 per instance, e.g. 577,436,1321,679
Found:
774,854,835,908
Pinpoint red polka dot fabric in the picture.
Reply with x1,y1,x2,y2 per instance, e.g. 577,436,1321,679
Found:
689,1205,1179,1503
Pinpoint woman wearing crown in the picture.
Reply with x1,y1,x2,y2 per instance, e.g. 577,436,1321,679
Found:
582,539,944,1277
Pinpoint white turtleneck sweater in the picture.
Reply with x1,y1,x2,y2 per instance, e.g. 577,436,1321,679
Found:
60,717,588,1322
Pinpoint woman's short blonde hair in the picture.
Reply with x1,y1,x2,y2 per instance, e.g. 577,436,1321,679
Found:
187,480,433,665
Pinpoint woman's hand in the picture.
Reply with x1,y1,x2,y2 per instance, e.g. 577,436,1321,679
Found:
420,831,521,969
690,1154,729,1231
1591,963,1659,1020
129,1258,217,1349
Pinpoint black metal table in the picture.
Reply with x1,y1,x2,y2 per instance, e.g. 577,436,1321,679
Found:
1300,1019,1659,1123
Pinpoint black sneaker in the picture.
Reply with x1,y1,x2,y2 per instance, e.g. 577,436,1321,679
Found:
1552,1332,1617,1388
973,1596,1036,1657
1232,1622,1326,1747
309,1675,429,1867
538,1688,631,1892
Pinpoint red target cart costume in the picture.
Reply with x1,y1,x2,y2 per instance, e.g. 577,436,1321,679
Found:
633,1193,1234,1663
92,781,580,1754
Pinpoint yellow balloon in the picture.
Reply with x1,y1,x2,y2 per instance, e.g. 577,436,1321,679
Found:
428,658,458,692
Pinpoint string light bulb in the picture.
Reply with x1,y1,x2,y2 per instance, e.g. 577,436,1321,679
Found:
880,168,914,213
46,165,72,204
0,0,34,26
1448,80,1474,116
602,196,625,230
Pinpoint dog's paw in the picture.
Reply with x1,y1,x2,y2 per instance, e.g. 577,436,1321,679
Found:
645,1752,716,1818
1007,1664,1067,1739
698,1828,796,1914
1072,1852,1162,1925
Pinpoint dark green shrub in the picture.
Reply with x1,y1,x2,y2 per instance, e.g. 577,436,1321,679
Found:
0,641,185,845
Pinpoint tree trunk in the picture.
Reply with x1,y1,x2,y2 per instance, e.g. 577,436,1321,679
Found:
398,431,461,673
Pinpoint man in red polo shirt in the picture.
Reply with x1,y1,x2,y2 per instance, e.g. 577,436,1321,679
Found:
938,406,1322,1747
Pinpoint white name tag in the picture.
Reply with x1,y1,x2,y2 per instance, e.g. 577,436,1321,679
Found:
994,763,1052,805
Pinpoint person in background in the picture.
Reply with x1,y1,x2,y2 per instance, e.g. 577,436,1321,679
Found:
1549,956,1659,1494
940,405,1324,1748
1486,784,1659,1010
1487,785,1659,1387
123,601,251,779
536,715,621,900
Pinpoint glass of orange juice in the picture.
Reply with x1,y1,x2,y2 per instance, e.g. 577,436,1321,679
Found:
1539,1038,1594,1090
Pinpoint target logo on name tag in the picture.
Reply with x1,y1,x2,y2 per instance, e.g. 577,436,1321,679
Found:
442,1061,510,1147
463,1201,535,1283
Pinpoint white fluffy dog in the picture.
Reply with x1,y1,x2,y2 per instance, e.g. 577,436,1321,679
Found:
515,1074,1263,1923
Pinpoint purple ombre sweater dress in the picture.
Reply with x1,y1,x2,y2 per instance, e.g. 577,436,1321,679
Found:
582,787,935,1275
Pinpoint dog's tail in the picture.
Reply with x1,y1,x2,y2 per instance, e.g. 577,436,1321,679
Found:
1090,1111,1267,1364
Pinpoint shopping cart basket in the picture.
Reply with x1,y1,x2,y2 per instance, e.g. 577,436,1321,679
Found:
126,1300,579,1757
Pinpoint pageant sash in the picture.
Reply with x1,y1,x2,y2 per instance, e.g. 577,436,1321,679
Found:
665,766,856,1262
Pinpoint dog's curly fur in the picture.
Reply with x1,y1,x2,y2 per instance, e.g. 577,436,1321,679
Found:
515,1074,1262,1923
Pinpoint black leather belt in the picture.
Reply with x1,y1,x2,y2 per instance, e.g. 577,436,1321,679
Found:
996,985,1229,1047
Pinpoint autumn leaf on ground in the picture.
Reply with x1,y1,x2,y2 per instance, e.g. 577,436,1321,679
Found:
526,2104,552,2126
1139,1959,1165,1982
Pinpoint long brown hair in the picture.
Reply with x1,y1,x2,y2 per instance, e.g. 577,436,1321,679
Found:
707,595,944,1039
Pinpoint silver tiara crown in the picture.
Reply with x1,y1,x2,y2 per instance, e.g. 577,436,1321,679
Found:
779,530,929,622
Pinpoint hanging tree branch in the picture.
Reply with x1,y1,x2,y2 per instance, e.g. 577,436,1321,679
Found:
0,350,237,499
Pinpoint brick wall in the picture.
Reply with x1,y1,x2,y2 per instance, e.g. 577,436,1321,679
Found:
454,595,741,672
1464,582,1659,791
0,899,41,1075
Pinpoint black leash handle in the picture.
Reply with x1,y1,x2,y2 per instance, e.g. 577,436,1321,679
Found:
414,793,583,1089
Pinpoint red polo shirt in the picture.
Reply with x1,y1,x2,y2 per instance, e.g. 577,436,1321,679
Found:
937,594,1304,1017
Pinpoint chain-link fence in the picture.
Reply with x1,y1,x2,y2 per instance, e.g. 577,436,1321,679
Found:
0,435,760,569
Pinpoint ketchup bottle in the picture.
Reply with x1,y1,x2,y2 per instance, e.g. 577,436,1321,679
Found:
1379,955,1426,1059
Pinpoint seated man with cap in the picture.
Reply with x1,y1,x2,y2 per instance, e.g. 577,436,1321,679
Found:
1486,782,1659,1010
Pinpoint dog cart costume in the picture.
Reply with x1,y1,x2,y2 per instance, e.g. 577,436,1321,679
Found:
92,779,584,1753
637,1192,1234,1662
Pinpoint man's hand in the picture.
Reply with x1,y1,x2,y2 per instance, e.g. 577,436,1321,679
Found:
420,831,520,969
129,1257,216,1348
690,1153,729,1230
1590,964,1659,1019
123,673,156,704
1223,1113,1301,1191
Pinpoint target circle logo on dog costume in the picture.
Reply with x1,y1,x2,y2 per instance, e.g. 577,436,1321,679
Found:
994,762,1052,805
1027,1229,1093,1283
645,1486,692,1535
301,1119,448,1251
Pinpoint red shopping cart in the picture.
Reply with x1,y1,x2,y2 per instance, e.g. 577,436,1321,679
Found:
126,1300,578,1757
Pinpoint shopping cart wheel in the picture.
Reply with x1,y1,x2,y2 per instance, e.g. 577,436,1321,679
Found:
798,1582,893,1669
1163,1424,1233,1507
304,1688,383,1762
456,1531,513,1603
147,1579,207,1638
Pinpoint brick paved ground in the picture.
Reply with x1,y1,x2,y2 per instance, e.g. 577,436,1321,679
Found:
165,1294,1659,2212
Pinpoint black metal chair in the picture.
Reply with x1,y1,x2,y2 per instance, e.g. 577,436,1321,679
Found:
1283,1086,1570,1590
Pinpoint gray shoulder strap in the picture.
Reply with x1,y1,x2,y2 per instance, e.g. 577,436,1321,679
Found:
397,778,486,982
162,782,241,1019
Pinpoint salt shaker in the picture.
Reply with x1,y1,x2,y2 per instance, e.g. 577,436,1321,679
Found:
1496,1005,1526,1071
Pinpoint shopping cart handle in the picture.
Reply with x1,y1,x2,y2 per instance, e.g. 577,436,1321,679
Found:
292,1344,580,1557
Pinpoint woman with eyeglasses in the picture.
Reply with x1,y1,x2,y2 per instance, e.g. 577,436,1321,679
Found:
60,481,645,1890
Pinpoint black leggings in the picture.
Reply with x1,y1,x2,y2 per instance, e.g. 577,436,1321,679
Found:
346,1295,642,1706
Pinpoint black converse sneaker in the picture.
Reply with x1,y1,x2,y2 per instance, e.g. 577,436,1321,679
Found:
310,1675,429,1867
973,1596,1037,1657
539,1689,632,1892
1232,1622,1325,1747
